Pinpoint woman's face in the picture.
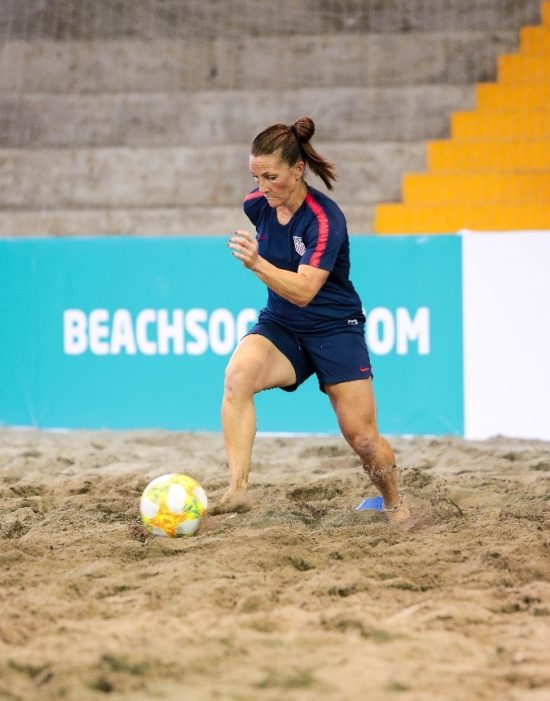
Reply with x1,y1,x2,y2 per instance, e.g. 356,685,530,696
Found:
249,151,305,209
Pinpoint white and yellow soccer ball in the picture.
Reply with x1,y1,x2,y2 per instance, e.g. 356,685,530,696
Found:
140,473,208,537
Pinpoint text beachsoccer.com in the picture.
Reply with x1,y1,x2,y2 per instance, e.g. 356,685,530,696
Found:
63,307,430,357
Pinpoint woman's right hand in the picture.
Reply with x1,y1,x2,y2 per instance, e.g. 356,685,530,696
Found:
228,230,260,270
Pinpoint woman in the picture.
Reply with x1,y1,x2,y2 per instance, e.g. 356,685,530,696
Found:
223,116,410,524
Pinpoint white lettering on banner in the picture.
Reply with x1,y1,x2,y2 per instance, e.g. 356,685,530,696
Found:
89,309,110,355
63,308,258,356
157,309,184,355
136,309,157,355
209,308,235,355
366,307,430,356
185,308,208,355
111,309,137,354
367,308,395,355
64,309,87,355
396,307,430,355
64,307,429,357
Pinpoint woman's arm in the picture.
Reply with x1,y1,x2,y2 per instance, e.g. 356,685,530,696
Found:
228,230,329,307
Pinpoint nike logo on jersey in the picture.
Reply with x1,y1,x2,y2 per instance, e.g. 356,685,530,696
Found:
359,366,371,373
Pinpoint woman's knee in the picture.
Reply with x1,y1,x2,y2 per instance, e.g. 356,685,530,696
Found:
223,357,262,401
343,424,380,462
344,426,396,474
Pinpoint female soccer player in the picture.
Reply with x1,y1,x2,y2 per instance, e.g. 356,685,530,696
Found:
223,117,410,524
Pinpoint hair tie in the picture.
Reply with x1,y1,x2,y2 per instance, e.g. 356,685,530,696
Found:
290,124,299,140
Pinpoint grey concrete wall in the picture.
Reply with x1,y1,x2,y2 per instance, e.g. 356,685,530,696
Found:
0,142,426,208
0,206,254,236
0,32,518,93
0,0,541,39
0,204,379,236
0,86,475,147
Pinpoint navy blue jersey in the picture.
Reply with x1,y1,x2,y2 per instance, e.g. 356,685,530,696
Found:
243,184,365,333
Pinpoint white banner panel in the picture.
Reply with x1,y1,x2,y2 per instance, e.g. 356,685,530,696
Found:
462,231,550,440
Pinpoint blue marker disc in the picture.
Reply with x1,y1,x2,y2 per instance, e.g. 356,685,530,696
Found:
355,495,385,512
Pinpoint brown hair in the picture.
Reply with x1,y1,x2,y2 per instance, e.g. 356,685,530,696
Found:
251,116,337,191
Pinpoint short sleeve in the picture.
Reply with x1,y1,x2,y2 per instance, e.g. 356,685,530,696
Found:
299,192,345,271
243,189,265,228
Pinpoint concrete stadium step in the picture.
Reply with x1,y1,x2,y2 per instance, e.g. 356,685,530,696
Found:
0,85,475,148
499,53,550,82
476,83,550,111
402,172,550,204
428,139,550,172
0,32,518,93
0,207,252,237
451,110,550,139
374,203,550,234
2,0,541,39
0,142,426,209
520,26,550,51
0,204,378,237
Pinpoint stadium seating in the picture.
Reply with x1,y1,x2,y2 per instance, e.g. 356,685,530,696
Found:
375,0,550,233
0,0,544,235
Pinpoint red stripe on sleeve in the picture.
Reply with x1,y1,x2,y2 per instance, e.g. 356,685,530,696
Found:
245,189,263,201
305,192,330,267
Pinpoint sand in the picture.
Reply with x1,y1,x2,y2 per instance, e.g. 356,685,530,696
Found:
0,427,549,701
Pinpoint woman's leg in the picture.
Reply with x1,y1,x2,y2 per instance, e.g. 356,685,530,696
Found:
325,378,410,523
221,334,296,498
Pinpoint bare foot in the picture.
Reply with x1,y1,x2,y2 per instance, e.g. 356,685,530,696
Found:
210,488,251,515
386,501,412,525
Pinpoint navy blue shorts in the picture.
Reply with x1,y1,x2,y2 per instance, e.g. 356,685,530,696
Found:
248,318,373,393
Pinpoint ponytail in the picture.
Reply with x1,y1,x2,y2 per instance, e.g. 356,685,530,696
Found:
251,116,337,190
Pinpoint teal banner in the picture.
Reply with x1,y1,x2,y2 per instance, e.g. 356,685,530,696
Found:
0,236,462,434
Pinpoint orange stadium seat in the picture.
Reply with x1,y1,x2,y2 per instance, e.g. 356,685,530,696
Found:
520,26,550,51
402,173,550,204
498,53,550,82
374,0,550,234
476,83,550,111
428,139,550,171
375,204,550,234
451,111,550,139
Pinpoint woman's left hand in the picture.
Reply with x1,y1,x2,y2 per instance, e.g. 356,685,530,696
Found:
228,230,259,270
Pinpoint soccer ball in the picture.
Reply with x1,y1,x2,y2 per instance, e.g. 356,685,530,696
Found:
140,473,208,537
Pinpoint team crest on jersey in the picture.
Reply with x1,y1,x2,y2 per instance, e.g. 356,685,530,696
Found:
293,236,306,256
